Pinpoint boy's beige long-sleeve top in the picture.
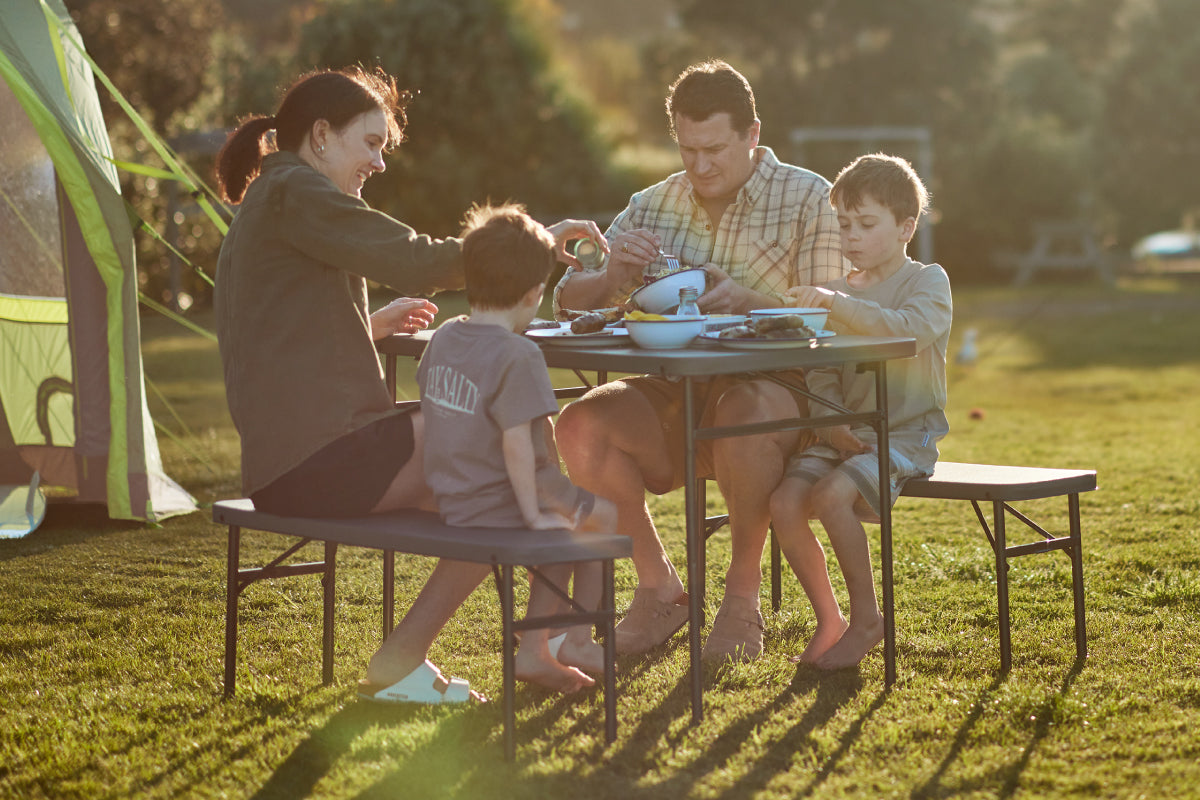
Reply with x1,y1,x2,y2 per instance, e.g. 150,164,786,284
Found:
216,151,464,495
807,259,953,473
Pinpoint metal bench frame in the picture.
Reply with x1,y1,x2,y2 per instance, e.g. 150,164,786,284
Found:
214,499,631,759
766,461,1096,676
704,462,1095,679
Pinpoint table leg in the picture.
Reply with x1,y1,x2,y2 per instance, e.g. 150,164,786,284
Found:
874,362,897,686
683,375,704,724
385,354,397,402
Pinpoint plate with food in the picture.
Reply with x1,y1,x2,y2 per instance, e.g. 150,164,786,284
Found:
699,329,835,349
699,313,835,348
526,327,631,347
556,307,626,333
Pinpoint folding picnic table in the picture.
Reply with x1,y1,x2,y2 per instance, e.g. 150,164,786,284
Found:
378,329,916,721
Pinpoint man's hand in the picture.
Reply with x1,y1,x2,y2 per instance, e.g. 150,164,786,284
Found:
785,285,837,310
606,228,662,291
696,264,777,315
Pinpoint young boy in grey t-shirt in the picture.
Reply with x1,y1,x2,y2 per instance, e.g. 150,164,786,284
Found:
418,203,616,694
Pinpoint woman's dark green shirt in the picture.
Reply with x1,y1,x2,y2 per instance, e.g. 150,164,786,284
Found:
215,151,463,495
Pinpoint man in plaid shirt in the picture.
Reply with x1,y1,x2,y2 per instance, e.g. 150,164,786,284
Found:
553,60,847,664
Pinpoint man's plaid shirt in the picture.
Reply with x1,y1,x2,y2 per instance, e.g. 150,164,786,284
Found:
555,147,846,311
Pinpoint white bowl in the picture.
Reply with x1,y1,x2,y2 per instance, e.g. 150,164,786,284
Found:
625,315,707,349
629,268,708,313
748,307,829,331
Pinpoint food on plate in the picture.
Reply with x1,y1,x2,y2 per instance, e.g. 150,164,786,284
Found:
559,306,625,323
718,314,817,340
643,262,686,285
570,311,613,334
525,318,561,331
558,305,626,334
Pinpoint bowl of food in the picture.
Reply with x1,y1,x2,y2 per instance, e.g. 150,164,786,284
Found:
624,312,707,350
749,307,829,331
629,268,708,314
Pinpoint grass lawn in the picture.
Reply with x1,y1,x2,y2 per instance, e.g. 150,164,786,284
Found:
2,277,1198,799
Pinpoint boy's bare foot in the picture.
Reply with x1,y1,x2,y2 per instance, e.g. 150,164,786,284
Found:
814,614,884,671
513,647,592,690
556,636,607,675
513,657,592,695
794,616,850,664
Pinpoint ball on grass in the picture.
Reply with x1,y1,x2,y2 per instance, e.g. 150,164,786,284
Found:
968,407,985,420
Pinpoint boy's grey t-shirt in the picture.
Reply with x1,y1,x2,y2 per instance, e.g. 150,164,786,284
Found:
417,317,575,527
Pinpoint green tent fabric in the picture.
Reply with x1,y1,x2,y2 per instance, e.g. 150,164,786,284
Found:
0,0,195,524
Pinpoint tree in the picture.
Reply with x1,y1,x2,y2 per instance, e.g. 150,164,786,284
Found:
66,0,224,132
1097,0,1200,243
292,0,632,236
672,0,1006,280
65,0,227,309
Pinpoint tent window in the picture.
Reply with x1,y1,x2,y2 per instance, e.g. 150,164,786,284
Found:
0,77,65,299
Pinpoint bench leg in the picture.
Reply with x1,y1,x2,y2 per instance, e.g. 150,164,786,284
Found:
993,500,1012,673
499,564,517,760
382,550,395,644
602,558,617,744
770,527,782,613
224,524,241,697
322,541,337,685
694,478,707,620
1068,493,1088,661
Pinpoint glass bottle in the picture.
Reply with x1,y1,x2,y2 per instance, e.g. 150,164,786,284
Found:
570,237,605,270
677,286,700,317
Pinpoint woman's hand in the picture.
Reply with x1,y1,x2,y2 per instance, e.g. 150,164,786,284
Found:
547,218,610,269
370,297,438,340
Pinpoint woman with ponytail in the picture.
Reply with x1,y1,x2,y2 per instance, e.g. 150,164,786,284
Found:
215,66,604,702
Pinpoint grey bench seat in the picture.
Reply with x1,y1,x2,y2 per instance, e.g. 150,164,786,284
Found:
214,499,632,759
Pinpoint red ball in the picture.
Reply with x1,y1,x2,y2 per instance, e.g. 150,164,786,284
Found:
968,408,985,420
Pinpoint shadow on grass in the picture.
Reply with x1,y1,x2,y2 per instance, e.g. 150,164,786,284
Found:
714,664,874,800
223,642,886,799
0,502,142,562
249,694,503,800
909,657,1086,799
244,650,656,799
592,652,870,798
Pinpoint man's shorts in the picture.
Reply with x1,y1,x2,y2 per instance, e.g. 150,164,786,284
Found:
251,411,415,517
625,369,811,494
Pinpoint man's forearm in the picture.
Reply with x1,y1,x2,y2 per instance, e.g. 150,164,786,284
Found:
556,268,640,312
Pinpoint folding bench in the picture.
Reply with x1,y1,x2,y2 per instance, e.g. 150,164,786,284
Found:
215,499,632,759
759,461,1096,680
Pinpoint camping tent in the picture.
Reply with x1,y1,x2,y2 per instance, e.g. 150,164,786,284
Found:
0,0,196,529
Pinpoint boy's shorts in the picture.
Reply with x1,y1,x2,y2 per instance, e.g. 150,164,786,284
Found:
785,445,924,517
539,469,597,527
251,411,415,518
626,369,811,494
